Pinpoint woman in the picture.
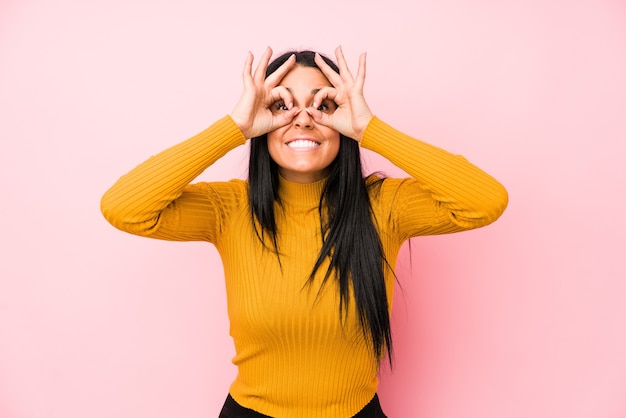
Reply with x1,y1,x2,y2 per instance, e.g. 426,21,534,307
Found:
101,46,508,417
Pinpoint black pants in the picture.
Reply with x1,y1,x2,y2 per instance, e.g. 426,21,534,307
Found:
219,393,387,417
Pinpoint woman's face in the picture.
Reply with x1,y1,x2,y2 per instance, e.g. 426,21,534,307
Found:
267,66,340,183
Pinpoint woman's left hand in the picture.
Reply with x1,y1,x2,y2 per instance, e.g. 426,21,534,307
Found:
306,46,374,142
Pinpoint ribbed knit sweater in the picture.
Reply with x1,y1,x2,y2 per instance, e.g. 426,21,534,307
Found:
101,116,508,417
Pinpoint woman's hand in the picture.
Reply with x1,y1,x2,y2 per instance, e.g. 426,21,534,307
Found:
230,47,300,139
306,46,374,141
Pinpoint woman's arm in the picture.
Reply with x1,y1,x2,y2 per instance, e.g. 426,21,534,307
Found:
308,47,507,236
362,117,508,238
100,116,246,240
101,48,301,241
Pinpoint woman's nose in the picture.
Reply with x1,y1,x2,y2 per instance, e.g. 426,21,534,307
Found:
293,108,313,128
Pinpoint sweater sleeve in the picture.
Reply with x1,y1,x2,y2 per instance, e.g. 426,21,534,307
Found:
360,117,508,240
100,116,247,242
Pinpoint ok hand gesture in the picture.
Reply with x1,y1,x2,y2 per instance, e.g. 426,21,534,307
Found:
230,48,300,139
306,46,374,141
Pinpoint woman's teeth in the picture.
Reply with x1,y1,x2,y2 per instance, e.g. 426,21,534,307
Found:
287,140,319,149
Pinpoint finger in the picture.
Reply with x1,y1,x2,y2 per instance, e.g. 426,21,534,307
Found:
242,51,254,87
354,52,367,90
272,107,301,129
305,106,333,128
270,86,295,109
314,53,342,87
334,46,354,81
312,86,337,109
252,47,273,83
265,53,296,88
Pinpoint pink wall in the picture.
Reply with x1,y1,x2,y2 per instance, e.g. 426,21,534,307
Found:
1,0,625,417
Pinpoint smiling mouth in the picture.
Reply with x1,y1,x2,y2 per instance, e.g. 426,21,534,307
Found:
286,139,321,150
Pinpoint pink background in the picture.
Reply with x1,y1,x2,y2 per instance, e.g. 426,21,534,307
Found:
1,0,625,417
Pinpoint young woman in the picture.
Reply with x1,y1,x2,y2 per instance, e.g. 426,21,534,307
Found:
101,46,508,418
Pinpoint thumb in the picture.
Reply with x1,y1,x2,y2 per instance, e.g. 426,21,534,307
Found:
272,107,301,130
305,107,333,128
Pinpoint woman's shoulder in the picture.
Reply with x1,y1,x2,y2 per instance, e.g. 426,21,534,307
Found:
366,173,426,216
365,173,412,193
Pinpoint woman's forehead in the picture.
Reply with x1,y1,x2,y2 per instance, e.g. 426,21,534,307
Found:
278,66,332,91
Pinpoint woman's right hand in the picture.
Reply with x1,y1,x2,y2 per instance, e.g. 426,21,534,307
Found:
230,47,299,139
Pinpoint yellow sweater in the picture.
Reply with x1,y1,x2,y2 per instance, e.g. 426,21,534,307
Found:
101,116,508,417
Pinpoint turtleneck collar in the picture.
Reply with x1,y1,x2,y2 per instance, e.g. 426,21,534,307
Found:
277,175,326,208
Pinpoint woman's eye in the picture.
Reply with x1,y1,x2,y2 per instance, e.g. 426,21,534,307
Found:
271,102,289,113
317,101,337,114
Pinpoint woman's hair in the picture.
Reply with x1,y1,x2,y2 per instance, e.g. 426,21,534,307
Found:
248,50,393,365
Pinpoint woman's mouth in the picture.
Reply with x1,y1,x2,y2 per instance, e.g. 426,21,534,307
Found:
286,139,321,150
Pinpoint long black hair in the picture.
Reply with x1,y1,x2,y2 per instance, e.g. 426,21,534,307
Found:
248,50,393,365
